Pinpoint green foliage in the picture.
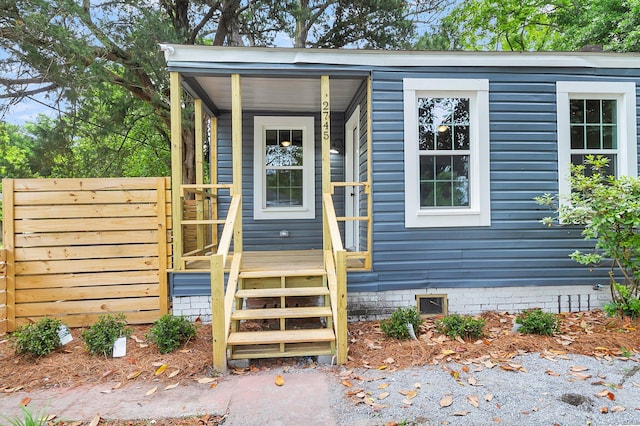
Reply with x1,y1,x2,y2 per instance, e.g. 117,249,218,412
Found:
442,0,640,52
1,404,49,426
147,314,197,354
82,313,131,356
604,283,640,318
515,309,560,335
435,314,486,340
11,317,63,357
380,307,424,340
536,155,640,317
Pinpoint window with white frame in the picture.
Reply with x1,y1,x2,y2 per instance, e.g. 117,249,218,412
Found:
403,79,491,227
556,82,638,200
253,116,315,220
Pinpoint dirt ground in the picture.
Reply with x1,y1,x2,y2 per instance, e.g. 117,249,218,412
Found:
0,310,639,425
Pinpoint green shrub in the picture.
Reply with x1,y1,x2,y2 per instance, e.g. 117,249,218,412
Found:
380,307,424,340
515,309,560,335
82,313,131,356
147,314,197,354
11,317,64,357
435,314,486,340
604,283,640,318
535,155,640,318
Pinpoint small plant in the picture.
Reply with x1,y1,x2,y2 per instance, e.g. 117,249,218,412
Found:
603,283,640,319
11,317,63,357
435,314,486,340
82,313,131,356
380,307,424,340
147,314,197,354
1,404,49,426
515,309,560,335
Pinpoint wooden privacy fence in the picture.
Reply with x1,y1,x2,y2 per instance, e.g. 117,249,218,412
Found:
0,249,7,334
1,177,171,331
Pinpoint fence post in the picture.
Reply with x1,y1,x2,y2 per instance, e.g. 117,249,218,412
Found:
211,254,227,373
336,249,347,364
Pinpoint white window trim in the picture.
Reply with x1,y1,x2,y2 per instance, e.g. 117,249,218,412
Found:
556,81,638,202
253,116,315,220
403,78,491,228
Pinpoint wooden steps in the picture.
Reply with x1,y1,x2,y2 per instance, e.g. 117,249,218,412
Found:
231,306,331,321
228,329,334,345
235,287,329,299
226,266,336,361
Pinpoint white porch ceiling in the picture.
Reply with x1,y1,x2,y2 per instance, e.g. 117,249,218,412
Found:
187,76,364,113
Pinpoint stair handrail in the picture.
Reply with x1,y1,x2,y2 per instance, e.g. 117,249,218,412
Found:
211,193,242,373
322,193,348,364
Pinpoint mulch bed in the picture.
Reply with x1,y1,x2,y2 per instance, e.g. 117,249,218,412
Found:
0,310,638,425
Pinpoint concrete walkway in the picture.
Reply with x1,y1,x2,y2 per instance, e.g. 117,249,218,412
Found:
0,372,336,425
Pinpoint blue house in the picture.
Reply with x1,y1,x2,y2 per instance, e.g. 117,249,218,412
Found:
160,45,639,370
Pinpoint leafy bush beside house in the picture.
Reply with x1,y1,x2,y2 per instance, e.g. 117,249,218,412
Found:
535,155,640,318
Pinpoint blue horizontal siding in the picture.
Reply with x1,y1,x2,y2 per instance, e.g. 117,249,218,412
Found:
369,64,640,292
171,59,640,298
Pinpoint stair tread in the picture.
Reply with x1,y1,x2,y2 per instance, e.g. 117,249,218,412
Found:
231,306,332,320
228,328,335,345
236,287,329,298
239,268,326,278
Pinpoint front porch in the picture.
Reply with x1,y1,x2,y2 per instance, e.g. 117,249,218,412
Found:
163,46,373,371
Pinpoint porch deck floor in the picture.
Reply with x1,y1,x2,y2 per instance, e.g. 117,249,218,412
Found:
184,249,364,271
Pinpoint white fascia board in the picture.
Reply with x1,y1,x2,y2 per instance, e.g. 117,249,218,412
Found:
160,44,640,69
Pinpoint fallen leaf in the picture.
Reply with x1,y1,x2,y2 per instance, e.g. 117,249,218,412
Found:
145,386,157,396
440,394,453,408
197,377,216,384
414,382,421,389
405,390,418,399
607,392,615,401
611,405,625,412
112,382,122,390
600,406,609,414
383,357,395,364
275,374,285,386
101,369,114,379
20,397,30,406
377,392,390,400
452,411,470,416
462,365,470,373
377,365,387,370
468,376,482,386
442,349,456,356
130,335,145,343
165,383,179,390
545,370,561,377
154,364,168,376
631,382,640,388
377,383,389,389
209,382,217,389
342,380,353,387
570,366,589,372
127,371,143,380
484,394,494,402
467,395,480,408
100,390,112,394
569,372,592,381
88,414,101,426
151,361,165,367
402,398,413,405
168,369,180,378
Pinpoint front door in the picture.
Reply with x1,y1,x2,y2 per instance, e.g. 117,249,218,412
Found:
345,107,360,251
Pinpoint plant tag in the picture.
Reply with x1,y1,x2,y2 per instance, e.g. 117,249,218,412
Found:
112,337,127,358
57,325,73,345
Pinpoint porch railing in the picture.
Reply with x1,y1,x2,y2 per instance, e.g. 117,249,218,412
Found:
177,184,232,269
330,181,371,270
210,193,242,372
322,193,348,364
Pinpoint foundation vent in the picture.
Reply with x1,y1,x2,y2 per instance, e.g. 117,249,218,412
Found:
416,294,448,317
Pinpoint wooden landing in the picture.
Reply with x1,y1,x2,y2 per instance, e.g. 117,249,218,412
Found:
184,249,364,271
